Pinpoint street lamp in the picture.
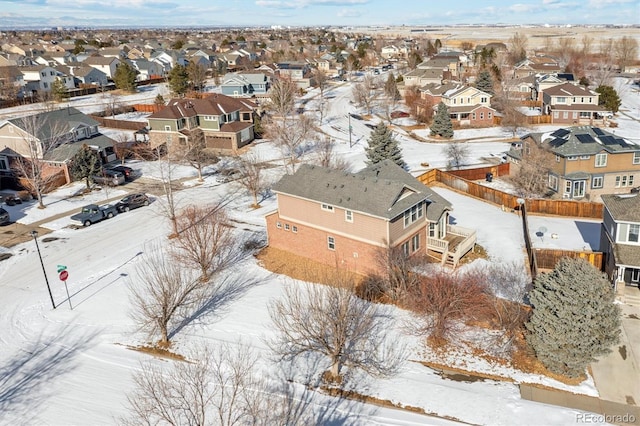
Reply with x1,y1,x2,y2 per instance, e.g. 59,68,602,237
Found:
30,230,55,309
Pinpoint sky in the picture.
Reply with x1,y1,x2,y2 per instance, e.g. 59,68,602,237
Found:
0,0,637,29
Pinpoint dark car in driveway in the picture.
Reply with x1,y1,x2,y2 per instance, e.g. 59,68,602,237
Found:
107,165,136,181
115,193,150,212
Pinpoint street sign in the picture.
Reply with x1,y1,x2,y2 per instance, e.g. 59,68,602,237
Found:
57,264,67,273
59,270,69,281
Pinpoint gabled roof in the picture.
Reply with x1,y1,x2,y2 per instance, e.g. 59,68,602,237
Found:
83,55,119,66
148,94,257,120
7,107,98,141
539,126,639,156
44,134,116,162
601,193,640,223
543,82,596,97
272,159,451,221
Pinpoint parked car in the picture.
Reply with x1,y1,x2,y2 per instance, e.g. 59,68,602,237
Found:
93,170,125,186
116,193,150,212
107,165,136,181
4,195,22,206
0,207,9,225
215,169,240,183
70,204,118,227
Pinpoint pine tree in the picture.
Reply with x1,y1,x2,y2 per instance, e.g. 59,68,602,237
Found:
113,62,137,93
50,78,69,102
71,144,102,189
430,102,454,139
168,64,190,96
475,70,494,95
526,258,621,378
595,85,622,113
365,122,406,168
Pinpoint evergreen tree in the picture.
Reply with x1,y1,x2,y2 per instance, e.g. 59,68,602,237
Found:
475,70,494,95
384,72,400,100
526,258,621,378
113,62,137,93
168,64,189,96
430,102,454,139
595,85,622,113
71,144,102,189
365,122,406,168
50,78,69,102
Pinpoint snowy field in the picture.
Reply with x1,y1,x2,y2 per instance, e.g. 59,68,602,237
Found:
2,75,638,425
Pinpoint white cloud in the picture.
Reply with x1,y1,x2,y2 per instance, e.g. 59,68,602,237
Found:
508,3,535,13
337,7,362,17
587,0,635,8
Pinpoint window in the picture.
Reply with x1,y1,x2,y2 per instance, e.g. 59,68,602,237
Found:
563,111,568,119
292,225,298,233
321,203,334,212
276,221,282,229
284,223,290,231
616,175,634,187
555,155,561,163
634,152,640,165
572,112,578,119
428,222,436,237
403,202,423,228
480,97,487,103
548,174,558,190
401,241,409,256
595,153,607,167
41,72,46,77
345,210,353,222
488,112,492,119
327,236,335,250
203,115,216,121
0,157,7,170
591,176,603,189
553,111,559,118
557,97,566,103
164,125,171,131
580,155,590,160
472,113,476,120
629,224,640,243
564,181,572,194
580,111,591,118
567,156,578,161
411,234,420,252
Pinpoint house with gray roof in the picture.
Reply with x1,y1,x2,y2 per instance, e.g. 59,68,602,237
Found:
510,126,640,201
266,160,476,274
600,192,640,302
221,71,271,97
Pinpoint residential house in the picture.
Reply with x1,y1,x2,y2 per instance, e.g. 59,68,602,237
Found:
68,65,108,87
512,56,562,79
502,74,536,101
128,59,163,80
147,94,258,154
20,65,74,96
265,160,477,274
381,45,406,60
541,82,605,124
0,107,117,185
533,73,575,101
514,126,640,201
82,55,121,79
420,83,496,127
0,66,25,98
600,193,640,301
403,68,443,87
221,71,271,97
276,61,313,89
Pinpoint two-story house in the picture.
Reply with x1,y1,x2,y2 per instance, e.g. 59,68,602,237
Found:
265,160,477,275
600,193,640,302
541,82,606,124
82,55,121,79
221,71,271,97
147,94,257,154
20,65,74,95
420,83,496,127
512,56,562,79
515,126,640,201
0,107,117,186
276,62,312,89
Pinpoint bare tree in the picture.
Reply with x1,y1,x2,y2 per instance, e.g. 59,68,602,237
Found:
182,128,218,182
614,36,639,70
507,32,528,65
442,142,470,170
351,74,377,115
187,61,208,92
154,154,181,237
103,92,121,118
266,114,315,174
495,85,528,137
312,67,329,100
173,204,239,281
268,278,405,384
592,38,617,87
11,114,67,209
236,152,268,208
313,134,351,171
268,76,297,118
509,139,554,198
484,262,531,356
408,269,489,344
129,245,203,345
403,85,432,124
122,342,310,426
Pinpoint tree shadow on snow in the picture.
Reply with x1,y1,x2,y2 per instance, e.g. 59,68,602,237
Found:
0,325,98,424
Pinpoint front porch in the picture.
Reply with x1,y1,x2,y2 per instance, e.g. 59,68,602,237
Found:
427,224,477,268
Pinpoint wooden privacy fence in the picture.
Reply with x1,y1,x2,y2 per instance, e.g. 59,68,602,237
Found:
535,249,604,271
447,162,510,181
132,103,163,113
89,115,146,131
417,169,603,219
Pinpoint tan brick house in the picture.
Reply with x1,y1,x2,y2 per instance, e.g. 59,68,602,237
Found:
147,94,257,154
265,160,476,275
419,83,496,128
541,82,606,124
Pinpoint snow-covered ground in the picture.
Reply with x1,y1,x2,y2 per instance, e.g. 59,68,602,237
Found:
3,75,638,425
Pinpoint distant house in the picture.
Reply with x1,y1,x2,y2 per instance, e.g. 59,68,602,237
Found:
20,65,74,95
0,107,117,186
128,59,163,80
68,65,108,87
221,71,271,97
541,82,605,124
512,126,640,201
513,56,562,79
265,160,476,274
82,55,121,79
276,62,313,89
420,83,496,127
600,192,640,302
147,94,258,154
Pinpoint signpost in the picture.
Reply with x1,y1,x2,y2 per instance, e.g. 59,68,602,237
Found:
58,265,72,310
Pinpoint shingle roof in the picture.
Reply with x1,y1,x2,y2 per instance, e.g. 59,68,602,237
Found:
601,193,640,222
539,126,639,156
8,107,98,141
44,134,116,162
614,244,640,268
272,159,451,221
148,95,257,120
544,82,596,97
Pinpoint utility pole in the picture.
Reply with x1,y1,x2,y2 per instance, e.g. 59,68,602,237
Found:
348,113,353,148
